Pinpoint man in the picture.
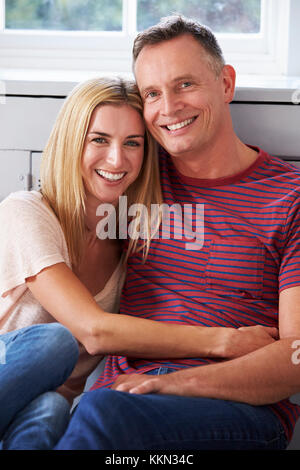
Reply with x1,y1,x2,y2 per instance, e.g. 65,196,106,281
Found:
56,15,300,450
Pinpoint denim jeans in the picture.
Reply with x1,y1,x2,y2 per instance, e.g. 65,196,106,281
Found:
55,367,288,450
0,323,79,450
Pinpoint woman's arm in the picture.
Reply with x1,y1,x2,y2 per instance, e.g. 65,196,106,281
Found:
26,262,278,358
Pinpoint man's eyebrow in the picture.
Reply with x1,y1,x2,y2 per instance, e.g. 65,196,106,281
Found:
140,85,156,95
140,75,196,94
171,74,195,83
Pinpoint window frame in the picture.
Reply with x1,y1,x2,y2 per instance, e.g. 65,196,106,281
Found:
0,0,298,76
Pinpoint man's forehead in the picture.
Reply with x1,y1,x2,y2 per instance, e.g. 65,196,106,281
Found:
134,38,213,90
135,34,208,61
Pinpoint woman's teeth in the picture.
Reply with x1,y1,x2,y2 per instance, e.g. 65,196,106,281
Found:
166,117,195,131
95,169,125,181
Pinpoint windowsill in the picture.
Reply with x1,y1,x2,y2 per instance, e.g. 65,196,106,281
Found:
1,68,300,103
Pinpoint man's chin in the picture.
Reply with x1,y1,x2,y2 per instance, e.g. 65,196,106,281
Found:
161,144,193,159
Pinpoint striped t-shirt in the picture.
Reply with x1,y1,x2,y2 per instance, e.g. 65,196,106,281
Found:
91,146,300,441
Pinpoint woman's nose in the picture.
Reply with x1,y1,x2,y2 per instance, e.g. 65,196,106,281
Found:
106,145,124,169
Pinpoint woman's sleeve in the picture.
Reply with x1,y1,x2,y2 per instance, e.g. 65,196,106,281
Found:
0,194,69,297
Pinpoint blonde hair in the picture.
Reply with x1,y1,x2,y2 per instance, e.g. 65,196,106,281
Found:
40,76,162,267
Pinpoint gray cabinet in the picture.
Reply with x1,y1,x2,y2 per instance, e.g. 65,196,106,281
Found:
0,95,64,201
0,150,31,201
31,151,43,192
0,96,63,150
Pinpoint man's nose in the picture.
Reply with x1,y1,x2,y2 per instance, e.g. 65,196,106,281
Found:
160,91,184,116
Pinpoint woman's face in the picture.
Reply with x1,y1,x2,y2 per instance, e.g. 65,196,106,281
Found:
81,103,145,206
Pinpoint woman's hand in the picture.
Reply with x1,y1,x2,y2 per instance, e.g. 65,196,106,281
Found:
213,325,279,359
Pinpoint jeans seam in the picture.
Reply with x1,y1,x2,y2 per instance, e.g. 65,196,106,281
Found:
131,434,287,449
128,423,287,449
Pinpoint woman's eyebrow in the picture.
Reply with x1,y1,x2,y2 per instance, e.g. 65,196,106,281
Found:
88,131,144,138
127,134,145,139
88,131,110,136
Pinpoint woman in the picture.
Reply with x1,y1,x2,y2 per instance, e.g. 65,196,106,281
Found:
0,76,217,450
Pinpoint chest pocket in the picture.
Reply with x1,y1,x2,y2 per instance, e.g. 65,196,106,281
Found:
205,236,265,299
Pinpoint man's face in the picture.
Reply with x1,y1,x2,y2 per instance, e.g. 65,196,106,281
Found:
134,34,234,165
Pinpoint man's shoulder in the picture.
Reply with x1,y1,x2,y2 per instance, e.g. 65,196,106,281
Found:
258,147,300,178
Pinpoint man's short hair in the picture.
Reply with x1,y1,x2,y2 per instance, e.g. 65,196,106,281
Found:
133,14,225,76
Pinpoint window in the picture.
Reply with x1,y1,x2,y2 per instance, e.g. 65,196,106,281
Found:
137,0,261,33
5,0,123,31
0,0,299,76
5,0,260,34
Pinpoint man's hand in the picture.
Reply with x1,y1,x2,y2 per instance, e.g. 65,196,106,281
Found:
112,370,196,397
111,333,300,405
111,325,280,397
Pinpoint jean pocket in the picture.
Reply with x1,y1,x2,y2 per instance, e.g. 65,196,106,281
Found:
205,236,265,299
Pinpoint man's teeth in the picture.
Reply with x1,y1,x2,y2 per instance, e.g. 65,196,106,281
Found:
166,117,195,131
96,170,125,181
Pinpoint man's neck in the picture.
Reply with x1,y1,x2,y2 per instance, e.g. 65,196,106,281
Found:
169,138,259,180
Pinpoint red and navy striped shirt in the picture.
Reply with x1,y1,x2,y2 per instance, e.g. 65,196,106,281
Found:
91,146,300,441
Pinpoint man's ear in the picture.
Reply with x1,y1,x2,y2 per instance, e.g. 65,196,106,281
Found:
221,65,236,104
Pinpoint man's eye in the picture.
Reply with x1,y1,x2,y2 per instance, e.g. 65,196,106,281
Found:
146,91,158,99
181,82,192,88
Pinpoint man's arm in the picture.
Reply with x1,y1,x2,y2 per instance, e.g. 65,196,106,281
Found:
114,286,300,405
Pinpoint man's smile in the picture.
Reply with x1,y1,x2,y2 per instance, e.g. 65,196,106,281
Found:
160,116,198,132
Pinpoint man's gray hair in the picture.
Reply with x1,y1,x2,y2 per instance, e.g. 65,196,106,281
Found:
133,14,226,76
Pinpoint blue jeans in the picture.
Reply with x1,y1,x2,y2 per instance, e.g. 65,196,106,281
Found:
0,323,79,450
55,367,288,450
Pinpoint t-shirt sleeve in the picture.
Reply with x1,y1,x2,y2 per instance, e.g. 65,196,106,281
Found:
278,199,300,292
0,193,69,297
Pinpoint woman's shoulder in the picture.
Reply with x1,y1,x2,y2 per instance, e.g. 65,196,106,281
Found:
0,190,62,236
0,190,42,208
0,190,52,217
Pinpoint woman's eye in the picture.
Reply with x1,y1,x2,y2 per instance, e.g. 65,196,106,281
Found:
93,137,106,144
125,140,140,147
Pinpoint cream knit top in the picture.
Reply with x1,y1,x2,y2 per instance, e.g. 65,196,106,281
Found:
0,191,126,401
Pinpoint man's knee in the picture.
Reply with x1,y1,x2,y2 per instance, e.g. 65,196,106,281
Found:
80,388,127,414
62,388,141,449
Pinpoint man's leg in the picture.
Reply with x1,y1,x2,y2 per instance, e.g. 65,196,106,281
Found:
0,323,79,438
55,388,288,450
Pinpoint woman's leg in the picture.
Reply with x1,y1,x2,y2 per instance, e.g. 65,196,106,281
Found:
0,323,79,439
2,392,71,450
55,387,288,450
